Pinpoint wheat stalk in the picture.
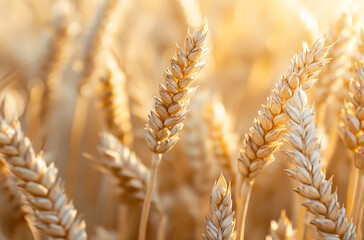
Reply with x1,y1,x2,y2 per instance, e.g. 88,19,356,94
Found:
0,113,87,239
284,86,356,239
236,37,330,240
205,101,238,183
38,0,73,130
65,0,126,196
339,61,364,235
79,0,122,92
139,21,209,240
98,55,133,147
314,11,355,107
203,174,236,240
266,210,296,240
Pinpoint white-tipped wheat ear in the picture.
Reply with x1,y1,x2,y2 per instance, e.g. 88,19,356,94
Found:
139,21,209,240
284,86,356,240
339,61,364,235
266,210,296,240
203,174,236,240
237,37,330,240
0,112,87,239
98,55,133,147
98,132,160,209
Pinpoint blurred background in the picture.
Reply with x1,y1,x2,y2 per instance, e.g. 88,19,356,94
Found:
0,0,363,239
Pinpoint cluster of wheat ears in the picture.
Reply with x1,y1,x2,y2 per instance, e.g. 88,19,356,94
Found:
2,0,364,239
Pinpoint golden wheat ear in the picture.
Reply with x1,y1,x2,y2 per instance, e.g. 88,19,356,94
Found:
236,37,330,240
203,173,237,240
284,86,356,239
139,21,209,240
0,104,87,239
97,55,133,147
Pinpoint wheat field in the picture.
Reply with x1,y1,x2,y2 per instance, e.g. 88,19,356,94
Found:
1,0,364,239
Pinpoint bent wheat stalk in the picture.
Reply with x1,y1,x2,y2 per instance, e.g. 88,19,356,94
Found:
0,113,87,239
284,86,356,239
203,174,236,240
237,37,330,240
139,22,209,240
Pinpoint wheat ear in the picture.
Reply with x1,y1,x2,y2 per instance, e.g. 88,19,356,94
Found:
339,61,364,235
203,174,236,240
98,132,159,208
139,21,208,240
237,37,329,240
0,114,87,239
79,0,121,92
266,210,296,240
39,0,73,129
314,11,354,107
98,55,133,147
284,86,356,240
205,101,238,183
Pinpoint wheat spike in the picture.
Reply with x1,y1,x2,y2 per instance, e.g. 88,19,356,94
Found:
314,11,355,107
266,210,296,240
145,21,208,154
340,62,364,169
98,132,159,208
79,0,121,92
39,0,74,125
203,174,237,240
284,86,356,240
205,101,238,182
98,54,133,146
238,37,330,181
184,92,216,196
0,114,87,239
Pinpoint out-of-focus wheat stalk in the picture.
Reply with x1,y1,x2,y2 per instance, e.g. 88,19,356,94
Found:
98,54,133,147
313,11,355,170
140,21,209,240
284,86,356,239
34,0,74,142
266,210,296,240
339,61,364,237
237,37,330,240
183,92,216,239
203,174,236,240
66,0,126,196
314,11,354,108
205,101,238,184
0,108,87,239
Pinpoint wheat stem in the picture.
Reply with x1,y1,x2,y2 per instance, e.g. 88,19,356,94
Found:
157,213,167,240
237,179,252,240
346,159,357,220
138,153,161,240
351,170,364,237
